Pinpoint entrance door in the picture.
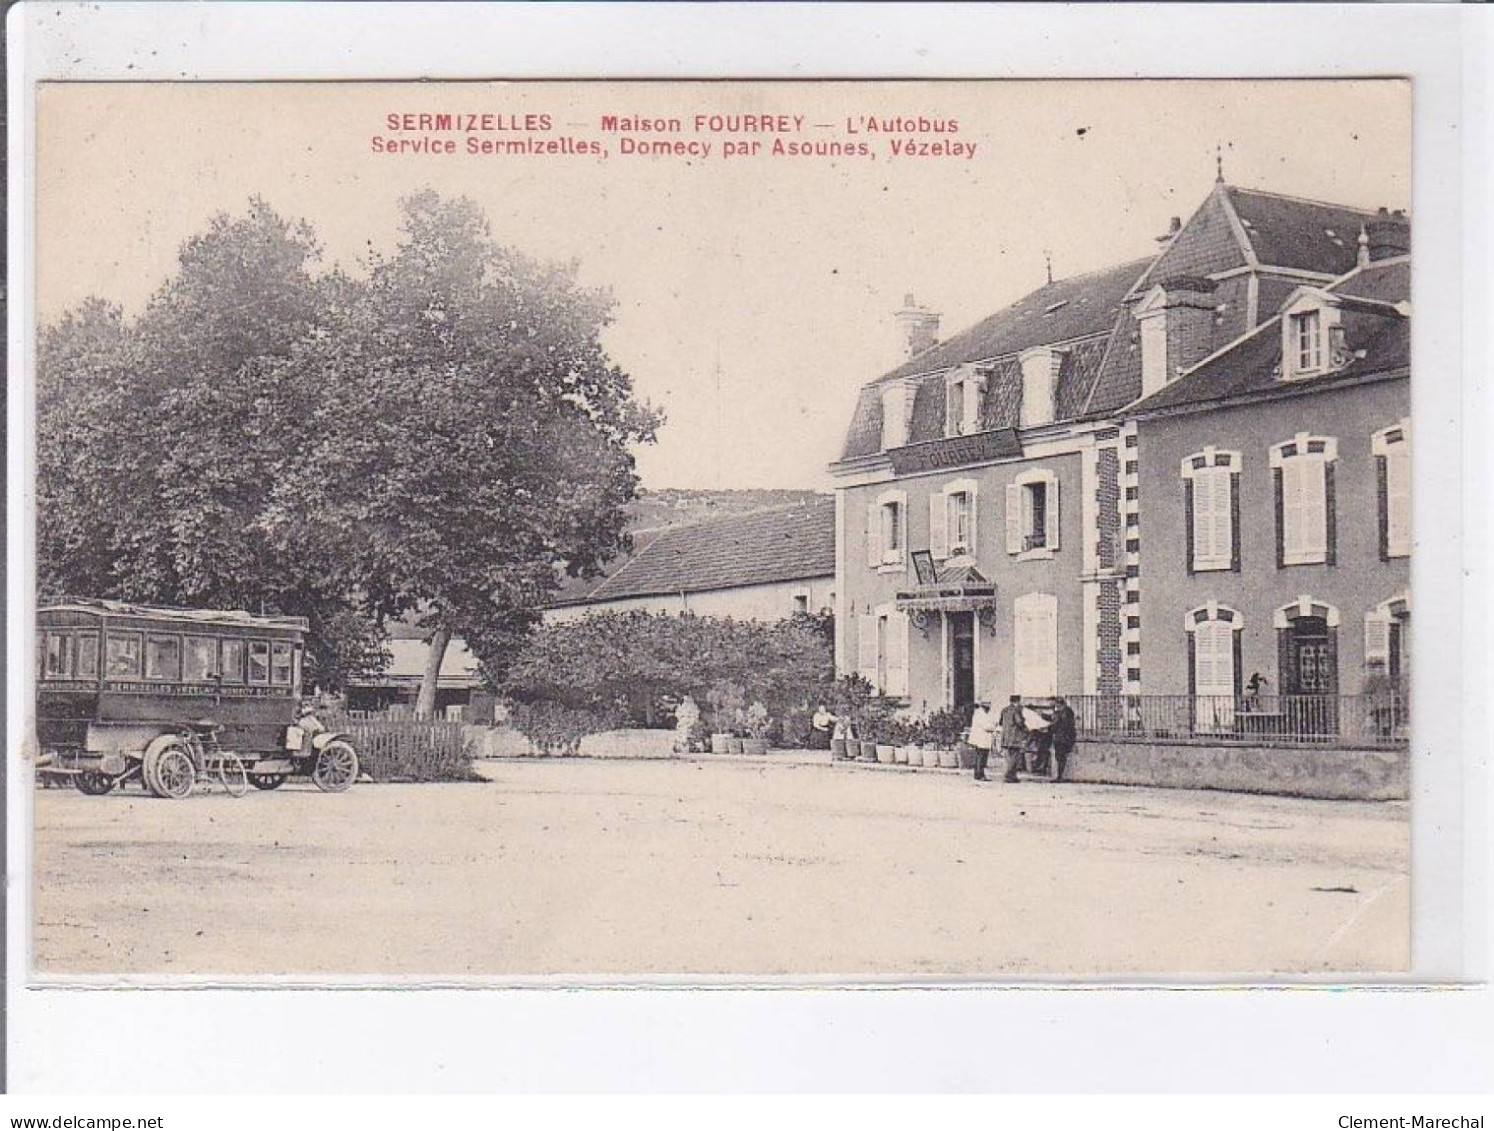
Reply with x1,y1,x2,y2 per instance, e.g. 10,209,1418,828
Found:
1280,615,1338,738
949,612,976,710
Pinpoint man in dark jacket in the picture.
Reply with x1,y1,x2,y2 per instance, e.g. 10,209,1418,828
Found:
998,695,1028,783
1049,696,1077,783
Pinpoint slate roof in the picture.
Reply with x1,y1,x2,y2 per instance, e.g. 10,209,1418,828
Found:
551,497,836,606
1225,187,1385,276
840,260,1149,460
1128,258,1409,415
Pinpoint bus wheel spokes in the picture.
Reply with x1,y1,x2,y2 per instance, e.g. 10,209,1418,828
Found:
312,741,358,794
148,743,196,800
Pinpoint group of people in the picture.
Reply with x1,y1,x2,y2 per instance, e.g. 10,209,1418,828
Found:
811,695,1077,784
966,694,1077,784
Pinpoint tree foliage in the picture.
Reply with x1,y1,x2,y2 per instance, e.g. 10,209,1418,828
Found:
501,611,836,732
36,192,658,694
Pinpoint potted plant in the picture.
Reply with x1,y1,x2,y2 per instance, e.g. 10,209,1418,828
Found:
900,718,926,767
924,707,966,770
742,701,772,756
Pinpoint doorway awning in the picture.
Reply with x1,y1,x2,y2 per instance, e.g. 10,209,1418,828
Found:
895,565,998,613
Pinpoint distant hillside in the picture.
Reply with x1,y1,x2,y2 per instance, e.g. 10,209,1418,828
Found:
627,487,827,533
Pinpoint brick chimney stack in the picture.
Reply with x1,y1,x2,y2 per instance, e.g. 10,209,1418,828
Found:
1364,208,1410,262
1138,275,1218,399
894,293,940,360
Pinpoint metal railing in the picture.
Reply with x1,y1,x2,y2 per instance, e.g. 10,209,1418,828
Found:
1071,692,1409,749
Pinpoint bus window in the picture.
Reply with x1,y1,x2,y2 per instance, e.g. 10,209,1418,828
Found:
247,640,270,685
45,633,69,677
76,634,99,679
220,638,245,683
145,635,182,681
183,636,217,682
106,633,142,678
292,644,303,696
271,642,293,686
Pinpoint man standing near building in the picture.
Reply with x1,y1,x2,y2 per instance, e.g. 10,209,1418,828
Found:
1049,696,1077,783
967,698,997,781
998,695,1028,784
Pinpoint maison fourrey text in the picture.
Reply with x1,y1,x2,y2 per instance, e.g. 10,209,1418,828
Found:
370,111,976,159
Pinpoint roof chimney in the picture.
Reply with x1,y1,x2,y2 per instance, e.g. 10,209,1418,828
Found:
1137,275,1218,399
1156,216,1182,244
893,294,940,360
1364,211,1410,262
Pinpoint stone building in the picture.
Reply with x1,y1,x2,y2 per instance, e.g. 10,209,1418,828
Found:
830,178,1409,740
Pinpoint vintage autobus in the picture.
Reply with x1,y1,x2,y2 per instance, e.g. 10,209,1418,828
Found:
36,598,358,799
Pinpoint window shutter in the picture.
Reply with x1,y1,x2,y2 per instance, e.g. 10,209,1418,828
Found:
964,379,981,435
966,483,979,555
1387,450,1410,557
1184,481,1195,575
1006,484,1022,554
1230,473,1242,572
885,612,909,697
1365,614,1391,669
1045,476,1060,551
1282,460,1306,559
945,382,959,437
896,491,909,566
1274,468,1285,568
865,501,880,568
1193,622,1235,697
929,493,948,560
1376,456,1390,562
857,614,879,685
1210,470,1232,564
1323,460,1337,566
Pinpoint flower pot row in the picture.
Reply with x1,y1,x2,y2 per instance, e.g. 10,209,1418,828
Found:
709,733,771,756
831,738,974,770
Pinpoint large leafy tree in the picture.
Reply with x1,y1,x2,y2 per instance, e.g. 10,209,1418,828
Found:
261,191,661,711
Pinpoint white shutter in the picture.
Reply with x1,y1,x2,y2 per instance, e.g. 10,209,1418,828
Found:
1365,614,1391,668
929,493,948,560
966,483,979,556
1193,621,1236,731
1013,594,1058,697
857,614,879,686
1302,459,1328,557
1045,476,1060,551
897,495,909,566
1282,460,1305,559
1193,469,1230,568
865,501,880,568
1006,483,1022,554
884,612,909,697
1387,450,1411,556
963,378,981,435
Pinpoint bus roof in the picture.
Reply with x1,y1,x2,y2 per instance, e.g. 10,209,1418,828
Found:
39,597,310,633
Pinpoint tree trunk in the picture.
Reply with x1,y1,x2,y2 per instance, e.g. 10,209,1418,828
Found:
416,624,453,718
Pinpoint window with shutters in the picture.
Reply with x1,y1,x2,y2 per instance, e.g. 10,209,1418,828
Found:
867,489,908,572
931,478,978,562
1292,310,1322,373
945,369,984,437
1013,592,1058,698
1180,449,1240,573
1364,593,1410,684
857,608,909,698
881,382,909,450
1372,421,1411,559
1270,434,1337,567
1185,604,1242,733
1007,468,1060,560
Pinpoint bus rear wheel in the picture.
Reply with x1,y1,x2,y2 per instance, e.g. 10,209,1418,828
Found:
74,772,116,796
311,741,358,793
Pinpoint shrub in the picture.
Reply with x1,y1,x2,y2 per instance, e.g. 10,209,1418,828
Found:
706,679,748,735
508,701,612,756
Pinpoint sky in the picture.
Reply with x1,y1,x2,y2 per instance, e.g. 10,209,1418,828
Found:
36,80,1411,492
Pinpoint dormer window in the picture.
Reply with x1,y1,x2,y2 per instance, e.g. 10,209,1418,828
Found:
880,382,910,450
945,367,984,437
1019,346,1060,429
1281,291,1345,381
1293,309,1322,373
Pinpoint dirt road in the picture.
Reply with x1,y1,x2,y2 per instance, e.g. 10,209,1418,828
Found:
31,757,1409,978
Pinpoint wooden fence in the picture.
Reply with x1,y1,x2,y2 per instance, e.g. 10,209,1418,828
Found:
325,711,475,781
